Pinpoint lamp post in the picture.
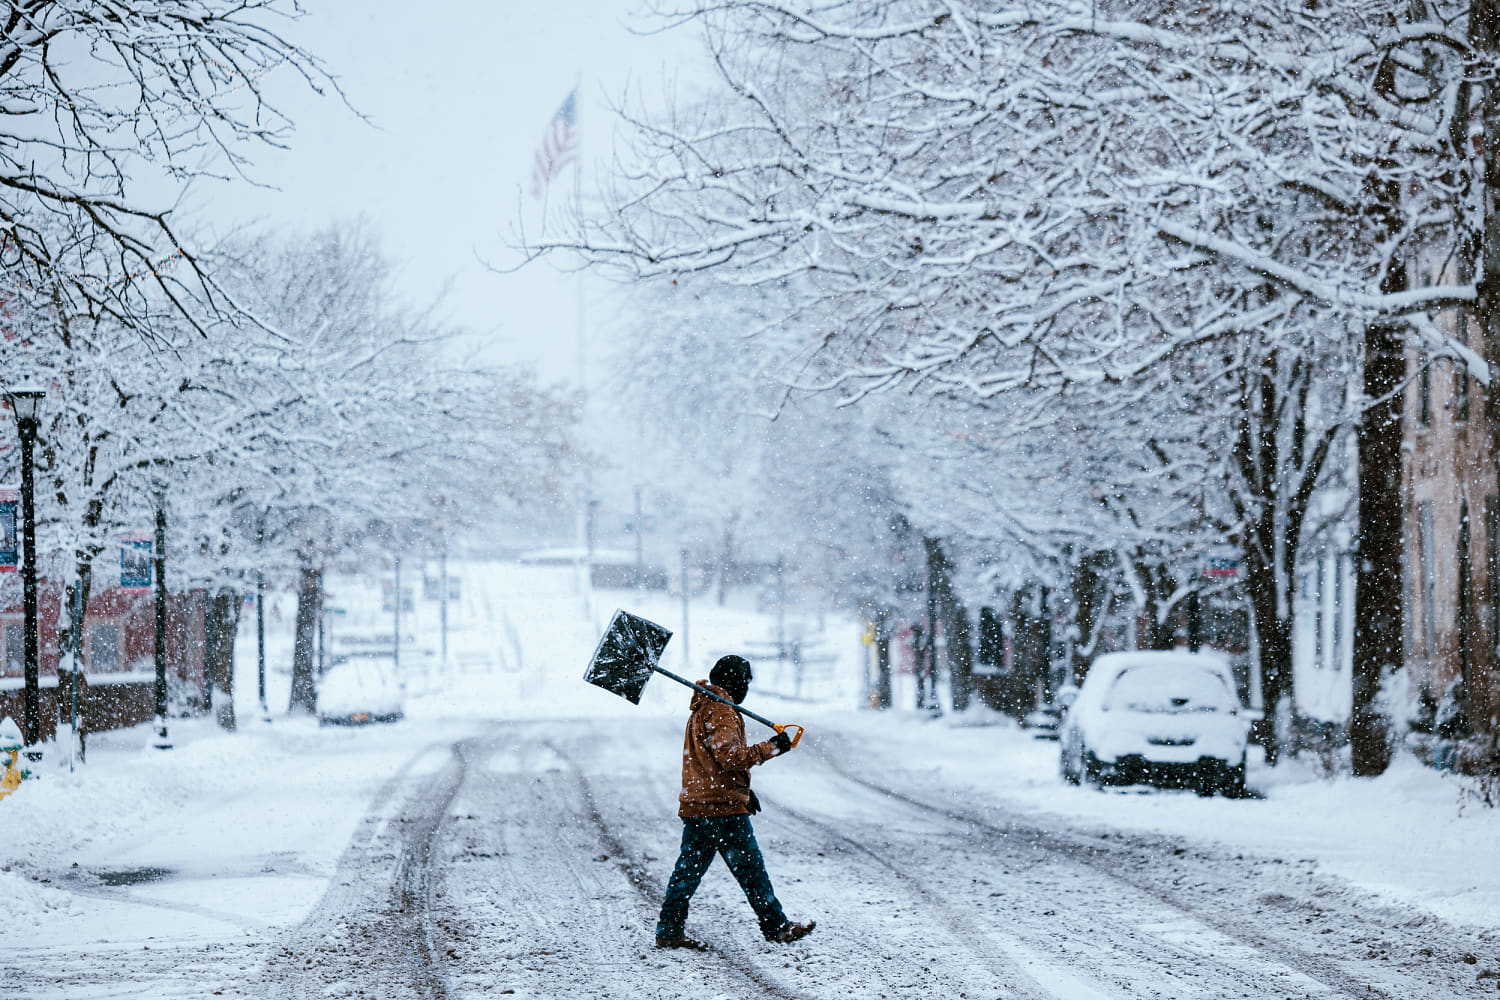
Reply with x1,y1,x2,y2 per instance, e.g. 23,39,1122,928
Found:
256,514,269,722
438,549,449,678
5,386,44,752
150,499,172,750
393,555,401,677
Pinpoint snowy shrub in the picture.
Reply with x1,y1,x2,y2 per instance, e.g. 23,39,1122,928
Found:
1458,729,1500,809
1282,711,1349,778
1404,678,1500,807
168,672,206,718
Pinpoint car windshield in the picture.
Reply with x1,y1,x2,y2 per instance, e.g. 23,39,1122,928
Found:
1104,663,1236,714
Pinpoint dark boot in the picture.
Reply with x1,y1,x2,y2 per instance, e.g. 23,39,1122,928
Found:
655,934,707,950
765,920,815,944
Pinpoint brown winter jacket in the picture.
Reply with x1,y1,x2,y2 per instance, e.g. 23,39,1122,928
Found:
678,681,780,818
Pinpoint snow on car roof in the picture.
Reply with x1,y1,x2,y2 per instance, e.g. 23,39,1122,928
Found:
1079,650,1236,701
1090,649,1232,672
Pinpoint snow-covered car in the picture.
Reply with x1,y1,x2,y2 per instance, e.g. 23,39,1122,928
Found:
316,658,405,726
1058,650,1258,797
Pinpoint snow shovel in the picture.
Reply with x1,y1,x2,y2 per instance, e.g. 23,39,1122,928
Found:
583,609,804,748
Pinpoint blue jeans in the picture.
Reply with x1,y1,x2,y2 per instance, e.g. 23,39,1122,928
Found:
656,815,788,939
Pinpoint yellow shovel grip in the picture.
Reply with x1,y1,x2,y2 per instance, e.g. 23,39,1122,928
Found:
774,723,804,749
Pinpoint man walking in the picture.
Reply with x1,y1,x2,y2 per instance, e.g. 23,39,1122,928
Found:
655,654,815,949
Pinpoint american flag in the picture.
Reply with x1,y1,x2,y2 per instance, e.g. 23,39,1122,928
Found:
530,88,578,198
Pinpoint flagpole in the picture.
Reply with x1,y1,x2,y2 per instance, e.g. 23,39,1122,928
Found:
572,77,595,628
573,73,586,394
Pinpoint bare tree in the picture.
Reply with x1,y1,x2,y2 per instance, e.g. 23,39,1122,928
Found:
0,0,337,336
547,0,1491,758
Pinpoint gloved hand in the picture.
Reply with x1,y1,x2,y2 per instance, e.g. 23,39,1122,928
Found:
770,731,793,756
747,789,761,814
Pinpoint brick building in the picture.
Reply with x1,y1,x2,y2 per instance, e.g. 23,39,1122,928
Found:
0,573,208,740
1401,294,1499,748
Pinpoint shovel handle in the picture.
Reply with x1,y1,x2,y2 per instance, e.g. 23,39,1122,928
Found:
649,663,805,747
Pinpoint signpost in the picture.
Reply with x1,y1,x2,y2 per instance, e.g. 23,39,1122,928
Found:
120,534,153,592
0,487,17,571
1202,557,1240,579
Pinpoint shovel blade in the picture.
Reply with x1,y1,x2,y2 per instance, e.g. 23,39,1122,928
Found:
583,609,674,705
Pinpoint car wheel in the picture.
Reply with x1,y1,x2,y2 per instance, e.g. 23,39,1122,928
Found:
1082,748,1103,787
1221,759,1247,798
1194,766,1217,798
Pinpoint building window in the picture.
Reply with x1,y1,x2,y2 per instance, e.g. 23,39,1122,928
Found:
1460,500,1474,686
89,624,121,673
1419,502,1437,656
1419,363,1432,426
1454,364,1470,423
1332,555,1346,672
4,624,20,677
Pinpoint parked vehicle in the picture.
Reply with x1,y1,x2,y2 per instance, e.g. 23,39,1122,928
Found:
1058,650,1258,797
316,657,405,726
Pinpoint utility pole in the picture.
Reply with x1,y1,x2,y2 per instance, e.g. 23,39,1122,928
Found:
634,487,645,597
440,550,449,677
257,513,269,722
680,548,691,672
924,541,942,715
393,555,402,677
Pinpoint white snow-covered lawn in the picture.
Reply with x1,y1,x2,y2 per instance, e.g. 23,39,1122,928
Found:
1,560,1496,995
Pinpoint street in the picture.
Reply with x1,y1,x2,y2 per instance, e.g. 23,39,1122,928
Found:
10,714,1491,999
6,5,1500,996
3,561,1497,999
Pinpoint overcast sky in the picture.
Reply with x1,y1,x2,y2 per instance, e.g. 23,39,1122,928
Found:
200,1,705,388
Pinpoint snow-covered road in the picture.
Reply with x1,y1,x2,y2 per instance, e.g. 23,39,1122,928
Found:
6,710,1500,999
4,562,1498,998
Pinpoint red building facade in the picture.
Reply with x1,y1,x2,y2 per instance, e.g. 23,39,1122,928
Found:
0,575,207,740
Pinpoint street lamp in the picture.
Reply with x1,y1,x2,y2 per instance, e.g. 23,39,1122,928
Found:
150,498,172,750
5,386,44,752
256,514,268,723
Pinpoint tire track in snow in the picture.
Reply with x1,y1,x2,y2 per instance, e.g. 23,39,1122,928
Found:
762,791,1092,1000
552,719,1050,1000
437,734,644,988
261,739,466,1000
807,736,1492,1000
761,792,1062,1000
764,762,1323,1000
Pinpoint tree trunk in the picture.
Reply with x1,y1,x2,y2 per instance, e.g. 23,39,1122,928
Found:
874,609,893,710
1023,585,1054,698
1070,550,1112,675
925,537,974,711
205,587,241,731
60,563,93,668
1235,365,1291,761
288,564,321,714
56,562,94,737
1245,555,1294,762
1005,591,1034,714
1351,318,1406,775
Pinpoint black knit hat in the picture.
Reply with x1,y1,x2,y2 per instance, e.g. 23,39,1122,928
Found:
710,655,752,689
